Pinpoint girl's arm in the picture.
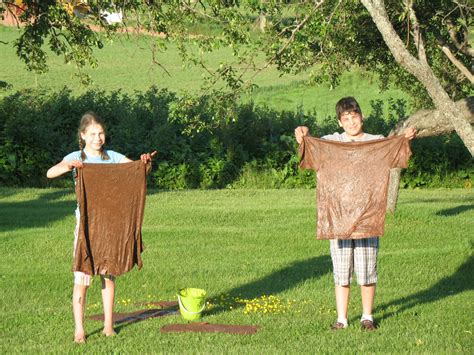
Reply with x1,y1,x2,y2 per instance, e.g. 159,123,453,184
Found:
120,150,157,164
119,151,157,164
46,159,83,179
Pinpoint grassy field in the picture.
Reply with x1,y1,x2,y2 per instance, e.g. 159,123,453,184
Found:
0,25,410,118
0,187,472,353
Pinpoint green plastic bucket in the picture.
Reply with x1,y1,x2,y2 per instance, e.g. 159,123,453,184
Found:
177,288,207,321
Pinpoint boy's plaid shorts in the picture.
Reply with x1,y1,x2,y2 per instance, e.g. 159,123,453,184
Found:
329,237,379,286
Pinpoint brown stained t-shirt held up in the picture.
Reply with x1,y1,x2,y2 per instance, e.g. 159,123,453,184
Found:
299,135,411,240
73,160,147,276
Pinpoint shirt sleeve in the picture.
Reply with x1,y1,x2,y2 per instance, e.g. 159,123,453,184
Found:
387,136,412,168
106,150,127,163
321,133,340,141
64,151,81,162
299,136,322,171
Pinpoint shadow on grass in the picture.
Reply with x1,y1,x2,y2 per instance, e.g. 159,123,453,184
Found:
398,196,474,205
376,255,473,321
0,189,75,232
87,307,180,337
208,255,332,315
435,204,474,217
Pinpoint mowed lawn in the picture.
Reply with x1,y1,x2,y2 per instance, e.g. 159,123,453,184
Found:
0,25,409,118
0,187,472,353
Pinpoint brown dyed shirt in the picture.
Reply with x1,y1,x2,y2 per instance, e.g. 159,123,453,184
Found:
299,135,411,240
73,160,147,276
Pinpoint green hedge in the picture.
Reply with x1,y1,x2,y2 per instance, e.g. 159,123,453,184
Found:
0,88,472,189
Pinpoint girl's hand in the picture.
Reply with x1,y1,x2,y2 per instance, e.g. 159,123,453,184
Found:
140,151,157,164
68,160,83,170
403,127,417,140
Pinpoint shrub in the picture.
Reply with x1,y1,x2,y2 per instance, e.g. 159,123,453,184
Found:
0,88,471,189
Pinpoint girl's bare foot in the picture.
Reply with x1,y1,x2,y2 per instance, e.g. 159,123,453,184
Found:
74,332,86,344
102,328,117,337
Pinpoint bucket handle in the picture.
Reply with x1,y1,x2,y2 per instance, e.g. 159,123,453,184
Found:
177,295,206,315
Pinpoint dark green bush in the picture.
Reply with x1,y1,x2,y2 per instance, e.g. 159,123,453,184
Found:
0,88,471,189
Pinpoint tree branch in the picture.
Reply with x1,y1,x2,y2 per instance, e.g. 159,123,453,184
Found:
150,42,171,77
405,0,427,63
245,0,326,84
446,19,474,58
180,2,224,22
439,44,474,84
389,97,474,137
361,0,423,77
432,29,473,83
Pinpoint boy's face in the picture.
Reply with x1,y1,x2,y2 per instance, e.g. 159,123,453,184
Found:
338,111,364,138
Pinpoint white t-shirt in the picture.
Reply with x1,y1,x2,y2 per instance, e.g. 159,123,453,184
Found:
321,132,384,142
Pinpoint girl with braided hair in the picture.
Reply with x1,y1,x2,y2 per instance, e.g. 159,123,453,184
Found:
47,112,156,343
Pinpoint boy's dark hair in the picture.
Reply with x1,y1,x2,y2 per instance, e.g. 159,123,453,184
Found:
335,97,362,120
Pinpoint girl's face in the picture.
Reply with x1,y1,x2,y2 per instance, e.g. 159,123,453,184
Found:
81,123,106,152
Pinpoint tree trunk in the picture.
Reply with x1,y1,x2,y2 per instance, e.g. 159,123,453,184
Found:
256,13,267,32
360,0,474,212
385,97,474,213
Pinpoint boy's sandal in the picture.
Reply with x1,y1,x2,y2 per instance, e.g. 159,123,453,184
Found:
330,322,347,330
360,319,376,331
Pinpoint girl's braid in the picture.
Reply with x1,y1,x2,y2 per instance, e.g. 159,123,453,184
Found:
79,135,86,161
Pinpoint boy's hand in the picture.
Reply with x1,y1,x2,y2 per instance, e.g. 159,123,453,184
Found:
140,150,157,164
294,126,310,144
403,127,417,140
68,160,83,170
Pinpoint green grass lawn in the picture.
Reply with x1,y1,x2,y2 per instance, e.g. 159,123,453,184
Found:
0,25,410,118
0,188,472,353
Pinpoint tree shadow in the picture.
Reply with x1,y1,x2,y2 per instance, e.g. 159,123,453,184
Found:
399,197,474,205
0,80,13,90
435,204,474,217
0,189,75,232
87,306,179,336
376,255,473,320
208,255,332,315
